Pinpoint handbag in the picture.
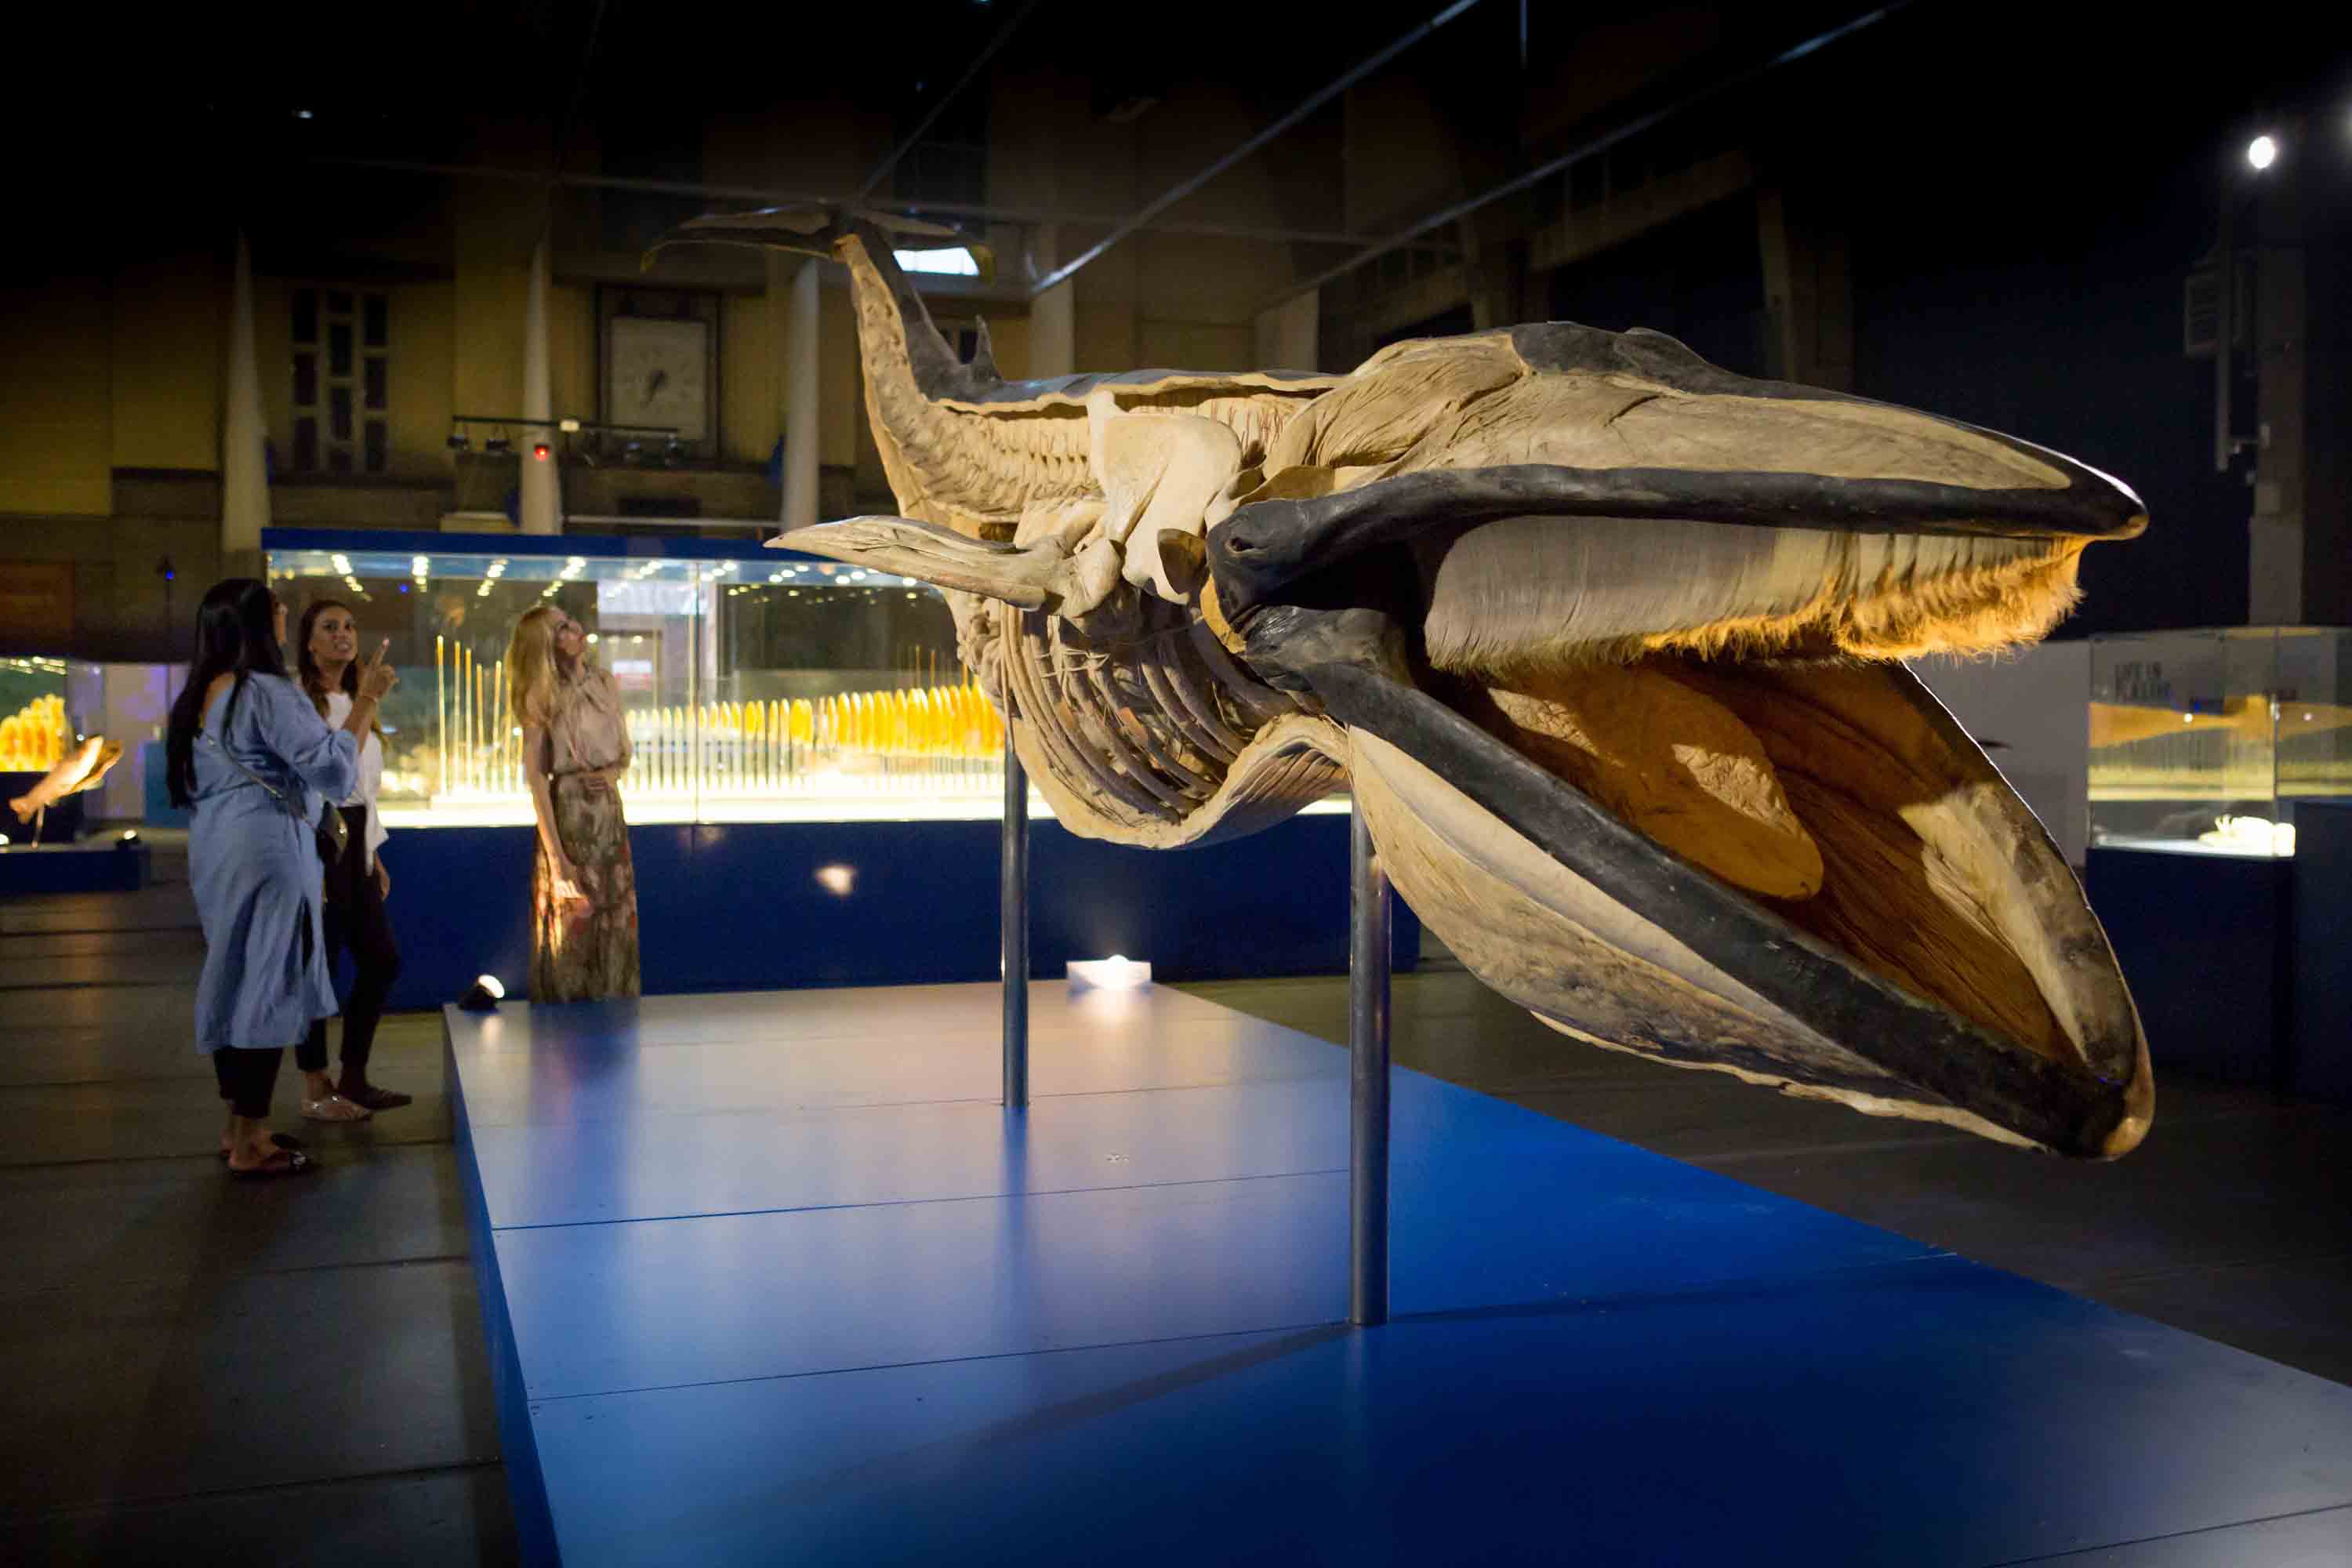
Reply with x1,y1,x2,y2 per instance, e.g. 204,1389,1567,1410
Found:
200,730,352,862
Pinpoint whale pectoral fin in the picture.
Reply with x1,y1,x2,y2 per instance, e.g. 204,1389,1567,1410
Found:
772,517,1069,608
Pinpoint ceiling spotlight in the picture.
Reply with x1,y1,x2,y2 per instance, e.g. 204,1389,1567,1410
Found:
2247,134,2279,170
446,430,470,452
485,434,513,456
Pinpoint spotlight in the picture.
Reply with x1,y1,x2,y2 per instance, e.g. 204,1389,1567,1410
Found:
814,864,855,896
662,437,683,468
459,974,506,1011
485,434,513,456
1069,955,1152,992
2247,134,2279,170
117,829,140,848
447,431,470,452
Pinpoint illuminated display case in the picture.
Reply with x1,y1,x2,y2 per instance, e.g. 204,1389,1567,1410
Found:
263,529,1007,826
0,656,78,776
2089,626,2352,858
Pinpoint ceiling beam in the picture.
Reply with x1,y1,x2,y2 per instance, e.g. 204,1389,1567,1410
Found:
1256,3,1911,313
304,158,1462,253
1024,0,1490,299
850,0,1047,205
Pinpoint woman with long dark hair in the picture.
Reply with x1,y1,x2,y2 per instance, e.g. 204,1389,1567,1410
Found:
296,599,408,1113
166,579,396,1176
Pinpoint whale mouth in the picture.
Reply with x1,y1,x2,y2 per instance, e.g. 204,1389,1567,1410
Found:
1234,590,2150,1159
1210,332,2152,1159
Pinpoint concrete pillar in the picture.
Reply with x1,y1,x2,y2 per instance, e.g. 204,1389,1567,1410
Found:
782,256,821,531
220,231,268,559
519,236,560,535
1757,187,1853,390
1255,289,1320,373
1029,224,1074,379
2246,129,2348,625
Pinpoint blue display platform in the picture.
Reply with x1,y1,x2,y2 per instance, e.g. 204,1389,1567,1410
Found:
0,837,150,895
447,984,2352,1567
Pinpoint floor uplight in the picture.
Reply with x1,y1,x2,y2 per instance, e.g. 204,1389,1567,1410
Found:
1069,955,1152,992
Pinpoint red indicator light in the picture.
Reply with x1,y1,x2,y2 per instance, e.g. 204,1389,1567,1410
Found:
532,441,551,460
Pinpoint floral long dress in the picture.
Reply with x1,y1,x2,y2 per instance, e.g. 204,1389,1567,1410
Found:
529,664,641,1001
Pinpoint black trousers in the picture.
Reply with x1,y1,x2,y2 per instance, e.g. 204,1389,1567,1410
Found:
212,1047,285,1119
298,805,401,1076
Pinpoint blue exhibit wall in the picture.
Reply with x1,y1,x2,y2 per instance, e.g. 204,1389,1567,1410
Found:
381,812,1417,1011
0,840,150,896
2288,802,2351,1102
2085,847,2295,1087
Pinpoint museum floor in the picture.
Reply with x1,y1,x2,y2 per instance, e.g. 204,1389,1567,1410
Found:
3,841,2348,1564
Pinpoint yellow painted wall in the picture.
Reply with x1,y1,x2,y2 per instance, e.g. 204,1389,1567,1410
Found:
550,282,595,437
452,183,536,427
255,276,292,462
1344,76,1463,232
0,279,111,516
390,281,454,480
821,285,861,470
720,293,775,466
1138,320,1253,372
109,257,222,473
982,313,1031,383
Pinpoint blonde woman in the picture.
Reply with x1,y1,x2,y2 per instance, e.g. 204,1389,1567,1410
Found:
506,606,639,1000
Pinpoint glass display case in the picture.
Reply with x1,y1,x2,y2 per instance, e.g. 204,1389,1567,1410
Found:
0,656,75,776
2089,626,2352,858
263,531,1007,826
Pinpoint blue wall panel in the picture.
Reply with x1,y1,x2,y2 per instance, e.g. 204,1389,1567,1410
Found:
2085,846,2292,1085
381,814,1417,1011
2288,801,2351,1102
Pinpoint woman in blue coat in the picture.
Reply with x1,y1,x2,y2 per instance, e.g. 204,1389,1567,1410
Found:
165,579,397,1177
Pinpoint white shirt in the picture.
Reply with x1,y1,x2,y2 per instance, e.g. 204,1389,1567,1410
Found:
321,690,389,869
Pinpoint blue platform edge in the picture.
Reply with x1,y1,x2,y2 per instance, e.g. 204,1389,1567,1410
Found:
445,987,2352,1568
0,839,149,895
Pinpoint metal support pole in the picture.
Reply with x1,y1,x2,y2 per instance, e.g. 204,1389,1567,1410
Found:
1002,747,1030,1109
1348,804,1392,1327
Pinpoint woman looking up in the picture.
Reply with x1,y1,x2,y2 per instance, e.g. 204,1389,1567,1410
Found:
165,579,396,1176
506,606,639,1001
296,599,409,1114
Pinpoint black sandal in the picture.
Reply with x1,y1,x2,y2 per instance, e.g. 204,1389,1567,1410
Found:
228,1146,317,1180
217,1132,307,1164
